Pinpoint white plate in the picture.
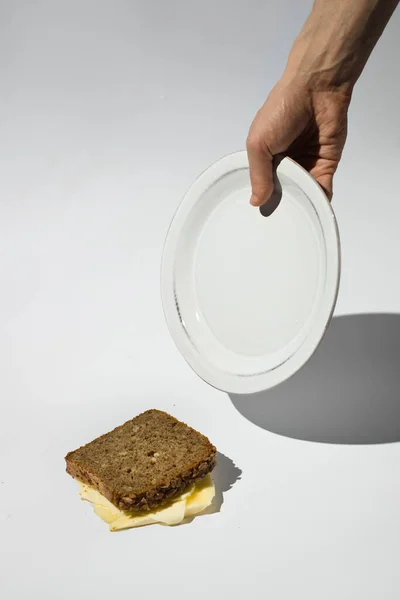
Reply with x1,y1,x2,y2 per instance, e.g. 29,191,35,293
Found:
161,151,340,394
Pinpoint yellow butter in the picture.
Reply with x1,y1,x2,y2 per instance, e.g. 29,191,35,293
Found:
93,504,117,525
109,499,187,531
185,474,216,517
78,474,215,531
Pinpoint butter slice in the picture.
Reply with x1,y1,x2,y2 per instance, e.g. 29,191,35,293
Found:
185,474,216,517
78,474,215,531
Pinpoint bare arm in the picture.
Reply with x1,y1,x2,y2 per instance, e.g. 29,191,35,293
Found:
290,0,398,91
247,0,399,205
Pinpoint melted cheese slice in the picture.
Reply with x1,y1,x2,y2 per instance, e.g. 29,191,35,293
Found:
78,474,215,531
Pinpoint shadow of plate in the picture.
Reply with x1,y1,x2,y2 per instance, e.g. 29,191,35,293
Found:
230,314,400,445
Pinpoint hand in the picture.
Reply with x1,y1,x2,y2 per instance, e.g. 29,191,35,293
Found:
246,77,351,206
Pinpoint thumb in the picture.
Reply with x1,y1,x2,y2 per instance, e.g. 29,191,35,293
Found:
246,136,274,207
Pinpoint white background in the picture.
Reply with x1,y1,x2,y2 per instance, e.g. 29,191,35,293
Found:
1,1,400,598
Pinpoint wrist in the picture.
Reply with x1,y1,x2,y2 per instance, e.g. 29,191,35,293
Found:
284,0,399,95
284,32,357,96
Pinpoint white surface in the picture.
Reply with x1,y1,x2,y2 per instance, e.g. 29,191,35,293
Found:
1,1,400,599
162,152,340,393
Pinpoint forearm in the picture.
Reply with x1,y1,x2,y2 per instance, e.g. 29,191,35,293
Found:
285,0,398,93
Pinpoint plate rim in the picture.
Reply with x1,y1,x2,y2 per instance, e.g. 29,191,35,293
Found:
161,150,341,394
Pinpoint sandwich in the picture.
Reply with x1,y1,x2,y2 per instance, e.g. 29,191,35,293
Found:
65,409,217,531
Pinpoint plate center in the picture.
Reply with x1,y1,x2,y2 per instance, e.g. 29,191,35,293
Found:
194,186,321,357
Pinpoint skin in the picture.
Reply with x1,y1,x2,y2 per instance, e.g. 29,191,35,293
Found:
247,0,399,206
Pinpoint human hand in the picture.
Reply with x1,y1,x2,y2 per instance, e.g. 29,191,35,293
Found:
247,77,350,206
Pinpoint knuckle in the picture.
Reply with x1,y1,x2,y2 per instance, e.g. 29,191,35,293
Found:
247,130,270,156
246,132,263,152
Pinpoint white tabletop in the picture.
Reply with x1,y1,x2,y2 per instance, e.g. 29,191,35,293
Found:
1,2,400,599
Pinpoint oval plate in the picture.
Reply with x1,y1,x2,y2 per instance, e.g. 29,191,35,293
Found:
161,151,340,394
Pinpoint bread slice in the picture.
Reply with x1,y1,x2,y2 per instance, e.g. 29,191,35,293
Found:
65,409,216,512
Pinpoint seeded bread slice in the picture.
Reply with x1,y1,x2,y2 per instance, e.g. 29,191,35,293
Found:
65,409,216,512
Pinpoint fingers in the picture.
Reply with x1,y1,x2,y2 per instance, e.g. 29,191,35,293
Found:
315,173,333,201
246,135,274,207
246,80,343,206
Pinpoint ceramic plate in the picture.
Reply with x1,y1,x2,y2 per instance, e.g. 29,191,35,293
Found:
161,151,340,394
